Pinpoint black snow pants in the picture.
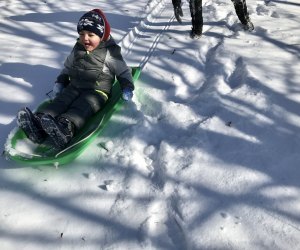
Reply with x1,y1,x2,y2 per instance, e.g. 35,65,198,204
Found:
39,85,106,130
231,0,250,25
172,0,250,29
172,0,203,33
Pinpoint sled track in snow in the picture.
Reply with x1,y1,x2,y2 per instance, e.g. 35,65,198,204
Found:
119,0,175,69
108,1,190,248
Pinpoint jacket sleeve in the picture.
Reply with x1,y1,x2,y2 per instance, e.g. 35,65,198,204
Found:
104,45,134,91
55,47,75,86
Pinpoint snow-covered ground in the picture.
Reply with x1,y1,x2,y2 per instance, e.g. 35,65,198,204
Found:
1,0,300,249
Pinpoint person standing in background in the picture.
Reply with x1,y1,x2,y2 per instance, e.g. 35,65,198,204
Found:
172,0,254,38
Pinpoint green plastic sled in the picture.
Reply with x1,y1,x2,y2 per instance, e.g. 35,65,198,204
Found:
5,67,141,166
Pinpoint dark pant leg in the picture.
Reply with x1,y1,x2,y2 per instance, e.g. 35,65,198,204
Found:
172,0,181,8
189,0,203,33
39,85,80,117
231,0,250,24
61,90,106,130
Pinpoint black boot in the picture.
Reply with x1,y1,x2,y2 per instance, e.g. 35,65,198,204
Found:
174,5,183,23
242,19,254,31
172,0,183,23
17,107,47,143
40,114,74,149
189,0,203,38
190,28,202,39
232,0,254,31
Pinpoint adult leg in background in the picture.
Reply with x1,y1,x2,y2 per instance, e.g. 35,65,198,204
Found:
172,0,183,23
189,0,203,37
231,0,254,30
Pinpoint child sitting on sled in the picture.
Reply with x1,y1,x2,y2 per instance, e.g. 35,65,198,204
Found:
17,8,134,149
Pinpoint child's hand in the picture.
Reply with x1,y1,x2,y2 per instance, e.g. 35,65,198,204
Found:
122,87,133,101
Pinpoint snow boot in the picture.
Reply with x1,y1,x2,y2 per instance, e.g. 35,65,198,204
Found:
242,19,254,31
174,5,183,23
172,0,183,23
189,0,203,38
232,0,254,31
40,114,75,149
190,28,202,39
17,107,47,144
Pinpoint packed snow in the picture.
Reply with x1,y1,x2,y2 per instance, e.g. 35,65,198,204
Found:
1,0,300,249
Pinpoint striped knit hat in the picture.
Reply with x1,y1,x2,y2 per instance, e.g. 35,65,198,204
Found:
77,9,110,41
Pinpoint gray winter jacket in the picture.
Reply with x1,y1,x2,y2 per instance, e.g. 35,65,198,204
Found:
56,36,134,99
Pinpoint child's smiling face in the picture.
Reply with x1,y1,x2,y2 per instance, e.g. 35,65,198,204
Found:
79,30,101,52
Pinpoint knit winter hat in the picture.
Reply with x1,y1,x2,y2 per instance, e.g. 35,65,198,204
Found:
77,9,110,41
